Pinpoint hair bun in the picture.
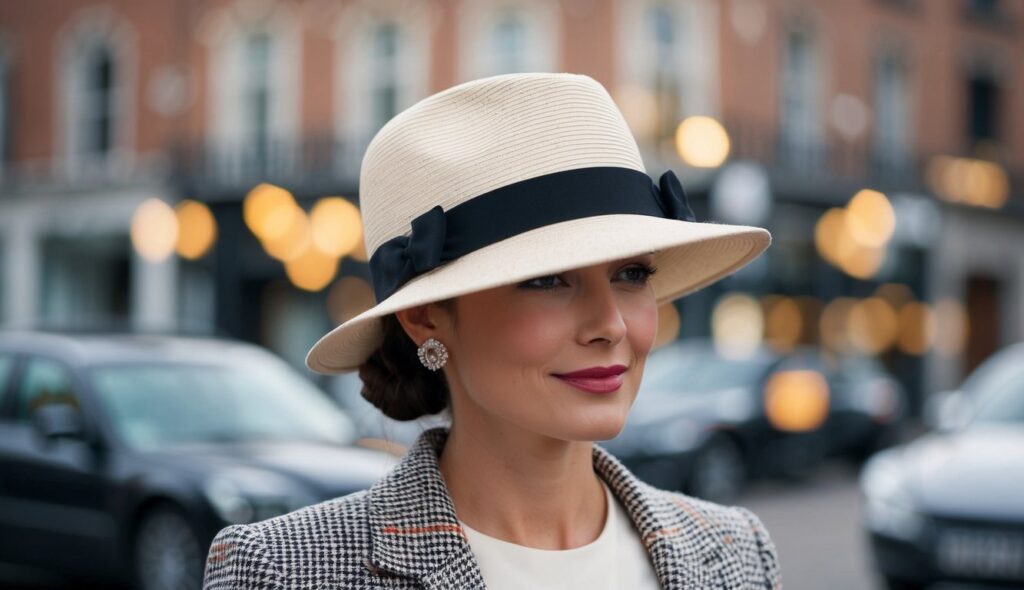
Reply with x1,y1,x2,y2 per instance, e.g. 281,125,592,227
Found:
358,314,448,421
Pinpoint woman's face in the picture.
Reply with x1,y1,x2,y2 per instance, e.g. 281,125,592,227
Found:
436,255,659,442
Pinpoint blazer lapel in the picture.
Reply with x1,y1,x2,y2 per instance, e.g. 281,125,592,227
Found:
364,427,745,589
365,427,485,589
592,443,747,589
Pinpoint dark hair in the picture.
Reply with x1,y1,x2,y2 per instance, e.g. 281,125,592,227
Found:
357,311,451,421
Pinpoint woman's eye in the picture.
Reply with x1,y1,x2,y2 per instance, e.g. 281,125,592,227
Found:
519,274,567,290
616,264,658,285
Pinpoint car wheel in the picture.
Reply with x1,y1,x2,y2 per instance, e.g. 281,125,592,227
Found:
133,504,204,590
686,434,746,504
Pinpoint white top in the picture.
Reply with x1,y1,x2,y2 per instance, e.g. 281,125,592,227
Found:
459,479,661,589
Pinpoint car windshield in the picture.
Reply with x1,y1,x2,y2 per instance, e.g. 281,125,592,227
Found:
968,358,1024,426
641,348,772,395
89,359,356,451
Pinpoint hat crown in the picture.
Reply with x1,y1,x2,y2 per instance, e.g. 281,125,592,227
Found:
358,72,646,257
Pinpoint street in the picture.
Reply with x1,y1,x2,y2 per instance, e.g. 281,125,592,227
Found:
739,459,878,590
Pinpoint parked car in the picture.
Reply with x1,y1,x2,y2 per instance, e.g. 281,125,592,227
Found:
604,339,906,503
827,353,909,463
0,330,397,590
603,340,826,502
860,341,1024,590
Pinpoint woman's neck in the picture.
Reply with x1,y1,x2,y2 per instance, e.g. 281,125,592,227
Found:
438,420,607,550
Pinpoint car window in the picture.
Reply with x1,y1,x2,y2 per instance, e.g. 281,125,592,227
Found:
89,358,356,450
641,348,773,394
15,357,81,424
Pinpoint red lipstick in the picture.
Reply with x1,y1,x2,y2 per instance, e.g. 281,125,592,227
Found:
552,365,627,394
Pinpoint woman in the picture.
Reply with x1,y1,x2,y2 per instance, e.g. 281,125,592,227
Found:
203,72,781,589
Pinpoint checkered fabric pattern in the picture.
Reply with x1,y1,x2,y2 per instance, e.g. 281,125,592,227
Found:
202,427,782,589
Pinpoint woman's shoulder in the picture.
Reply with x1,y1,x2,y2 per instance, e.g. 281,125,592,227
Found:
202,489,375,589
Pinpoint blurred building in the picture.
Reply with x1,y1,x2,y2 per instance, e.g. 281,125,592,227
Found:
0,0,1021,411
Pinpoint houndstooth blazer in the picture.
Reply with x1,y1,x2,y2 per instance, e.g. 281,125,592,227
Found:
202,427,782,589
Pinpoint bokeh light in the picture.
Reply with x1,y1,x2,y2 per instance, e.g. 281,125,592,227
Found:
675,116,731,168
848,297,899,354
174,200,218,260
244,183,299,241
712,293,763,359
926,156,1009,209
284,246,339,292
897,301,937,356
764,369,830,432
262,209,312,262
131,198,178,263
763,295,802,353
814,204,888,279
845,189,895,248
819,297,856,353
311,197,363,257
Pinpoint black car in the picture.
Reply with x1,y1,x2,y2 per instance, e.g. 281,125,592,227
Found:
604,339,905,503
0,331,397,590
603,340,834,502
860,341,1024,590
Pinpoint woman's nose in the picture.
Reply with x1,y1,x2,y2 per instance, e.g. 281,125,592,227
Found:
575,280,628,346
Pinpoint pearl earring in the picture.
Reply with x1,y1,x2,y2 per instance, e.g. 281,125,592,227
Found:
417,338,449,371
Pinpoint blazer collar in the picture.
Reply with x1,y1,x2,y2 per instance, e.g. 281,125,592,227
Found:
365,427,744,589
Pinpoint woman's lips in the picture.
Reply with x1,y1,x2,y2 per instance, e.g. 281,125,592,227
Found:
552,365,627,394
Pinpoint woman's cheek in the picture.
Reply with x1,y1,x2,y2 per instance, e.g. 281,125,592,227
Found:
495,304,572,365
628,298,659,356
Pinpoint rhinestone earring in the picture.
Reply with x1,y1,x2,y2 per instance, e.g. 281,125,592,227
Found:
417,338,449,371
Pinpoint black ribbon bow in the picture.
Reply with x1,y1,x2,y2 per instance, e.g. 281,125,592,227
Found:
657,169,697,223
370,205,447,300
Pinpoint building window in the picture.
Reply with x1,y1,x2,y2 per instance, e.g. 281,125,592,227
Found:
207,8,301,180
458,1,558,80
780,28,821,169
967,74,999,151
649,3,683,143
243,31,273,163
370,22,401,132
873,52,911,174
57,9,137,175
73,43,118,158
493,9,527,74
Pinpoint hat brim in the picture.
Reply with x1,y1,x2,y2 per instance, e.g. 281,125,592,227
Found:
306,214,770,374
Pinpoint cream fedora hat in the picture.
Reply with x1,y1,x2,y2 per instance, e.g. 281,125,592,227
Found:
306,72,771,374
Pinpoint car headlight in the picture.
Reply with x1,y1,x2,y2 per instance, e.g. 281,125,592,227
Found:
203,468,315,524
860,453,925,542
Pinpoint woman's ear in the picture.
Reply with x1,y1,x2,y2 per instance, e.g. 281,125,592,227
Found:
394,303,453,346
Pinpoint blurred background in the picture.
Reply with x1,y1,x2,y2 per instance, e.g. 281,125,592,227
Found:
0,0,1021,589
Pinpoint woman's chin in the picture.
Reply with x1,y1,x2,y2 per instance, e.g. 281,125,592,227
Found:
553,413,629,442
